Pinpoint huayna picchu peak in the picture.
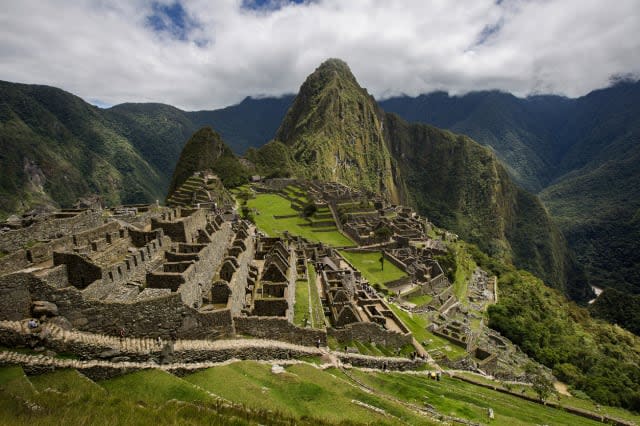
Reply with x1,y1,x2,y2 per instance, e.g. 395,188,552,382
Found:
274,59,405,204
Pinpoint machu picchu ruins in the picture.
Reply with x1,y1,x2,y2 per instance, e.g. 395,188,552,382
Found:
0,173,544,384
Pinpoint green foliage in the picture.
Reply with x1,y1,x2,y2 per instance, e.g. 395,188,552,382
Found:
274,59,403,203
525,362,555,401
487,267,640,410
167,127,249,200
384,113,581,298
246,140,295,178
589,288,640,335
373,226,393,241
302,202,317,218
435,250,457,283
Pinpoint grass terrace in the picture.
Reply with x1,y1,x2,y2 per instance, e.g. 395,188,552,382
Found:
1,363,635,425
339,250,407,288
406,293,433,306
184,361,431,425
349,370,606,426
246,193,355,247
389,304,467,361
294,263,325,328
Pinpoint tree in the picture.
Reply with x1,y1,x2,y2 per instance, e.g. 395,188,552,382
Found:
302,203,317,217
525,362,554,402
374,226,393,242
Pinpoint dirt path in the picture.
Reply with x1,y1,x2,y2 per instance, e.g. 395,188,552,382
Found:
554,381,572,396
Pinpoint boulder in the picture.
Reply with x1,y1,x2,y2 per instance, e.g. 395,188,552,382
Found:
31,301,58,317
48,316,73,330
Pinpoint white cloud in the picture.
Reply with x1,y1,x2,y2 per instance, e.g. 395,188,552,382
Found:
0,0,638,110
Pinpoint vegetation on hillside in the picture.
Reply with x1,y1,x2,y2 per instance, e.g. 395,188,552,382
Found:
457,242,640,410
0,81,166,216
589,288,640,335
381,82,640,301
384,113,588,300
273,59,404,203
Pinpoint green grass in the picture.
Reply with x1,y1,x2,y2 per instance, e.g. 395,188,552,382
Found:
339,250,407,287
183,361,431,425
406,294,433,306
246,193,355,247
294,279,311,327
307,263,326,328
451,242,476,305
388,304,467,361
1,364,636,426
350,370,605,426
0,367,273,425
100,369,212,404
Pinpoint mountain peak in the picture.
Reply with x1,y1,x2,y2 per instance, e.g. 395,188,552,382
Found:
166,126,238,200
274,59,402,202
294,59,361,101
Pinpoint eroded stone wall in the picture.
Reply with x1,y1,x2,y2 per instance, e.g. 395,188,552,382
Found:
0,268,232,339
234,316,326,346
328,322,412,350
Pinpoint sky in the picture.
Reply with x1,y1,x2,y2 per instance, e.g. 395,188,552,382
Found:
0,0,639,110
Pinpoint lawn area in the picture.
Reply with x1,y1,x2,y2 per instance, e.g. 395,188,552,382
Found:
452,242,477,304
246,194,355,247
307,263,326,328
349,370,605,426
100,369,212,404
183,361,431,425
388,304,467,361
339,250,407,287
294,279,311,327
0,367,252,425
406,294,433,306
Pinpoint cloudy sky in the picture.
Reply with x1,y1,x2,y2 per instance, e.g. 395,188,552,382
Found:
1,0,639,110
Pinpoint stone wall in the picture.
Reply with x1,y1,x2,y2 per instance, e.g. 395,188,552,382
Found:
56,235,170,290
253,299,288,317
27,235,74,264
228,233,255,316
151,209,207,243
0,279,31,321
0,250,30,276
0,211,103,254
336,353,424,370
146,223,233,308
234,316,326,347
72,222,120,248
328,322,412,350
0,268,231,339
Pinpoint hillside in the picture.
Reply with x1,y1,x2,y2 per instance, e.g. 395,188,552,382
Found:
274,59,405,203
166,126,248,201
0,81,287,218
381,82,640,296
0,81,166,214
187,95,294,155
383,114,586,299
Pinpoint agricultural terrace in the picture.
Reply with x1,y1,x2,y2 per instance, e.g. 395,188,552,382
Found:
246,193,355,247
339,250,407,288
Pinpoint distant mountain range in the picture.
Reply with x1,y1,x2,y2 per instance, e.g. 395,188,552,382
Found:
1,65,638,307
